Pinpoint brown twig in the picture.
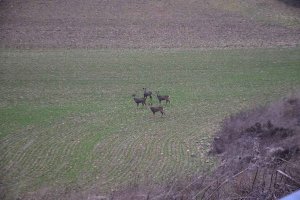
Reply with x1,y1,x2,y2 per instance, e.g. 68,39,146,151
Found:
279,164,288,183
202,167,250,200
190,172,229,199
268,170,275,192
277,170,300,186
251,167,259,190
273,170,278,191
277,158,299,168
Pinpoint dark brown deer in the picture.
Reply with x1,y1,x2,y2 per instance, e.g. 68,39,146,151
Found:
156,91,170,104
143,88,153,100
149,105,165,116
132,94,146,107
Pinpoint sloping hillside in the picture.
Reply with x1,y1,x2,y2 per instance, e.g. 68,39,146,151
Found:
0,0,299,48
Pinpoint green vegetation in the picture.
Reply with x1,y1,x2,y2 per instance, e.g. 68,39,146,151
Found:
1,48,300,199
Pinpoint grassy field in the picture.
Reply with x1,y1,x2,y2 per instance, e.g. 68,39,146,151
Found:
0,47,300,199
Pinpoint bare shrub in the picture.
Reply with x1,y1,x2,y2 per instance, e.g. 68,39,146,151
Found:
210,92,300,199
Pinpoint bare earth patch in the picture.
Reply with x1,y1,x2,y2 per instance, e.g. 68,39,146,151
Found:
0,0,299,48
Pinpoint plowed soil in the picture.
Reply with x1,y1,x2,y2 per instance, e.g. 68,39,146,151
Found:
0,0,299,48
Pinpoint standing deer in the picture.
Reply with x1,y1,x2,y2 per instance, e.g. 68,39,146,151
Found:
156,91,170,104
149,104,165,116
143,88,153,100
132,94,146,107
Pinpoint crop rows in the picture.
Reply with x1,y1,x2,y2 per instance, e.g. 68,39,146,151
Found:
1,48,299,199
86,113,219,192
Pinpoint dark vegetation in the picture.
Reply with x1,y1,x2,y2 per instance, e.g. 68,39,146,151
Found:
106,93,300,200
279,0,300,8
209,93,300,199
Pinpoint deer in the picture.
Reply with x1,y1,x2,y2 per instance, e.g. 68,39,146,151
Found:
156,91,170,104
148,103,165,116
132,94,146,107
143,88,153,100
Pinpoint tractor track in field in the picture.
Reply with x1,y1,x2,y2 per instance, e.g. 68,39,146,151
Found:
86,122,208,191
0,116,103,193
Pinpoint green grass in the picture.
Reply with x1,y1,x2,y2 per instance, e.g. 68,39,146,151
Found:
0,47,300,199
